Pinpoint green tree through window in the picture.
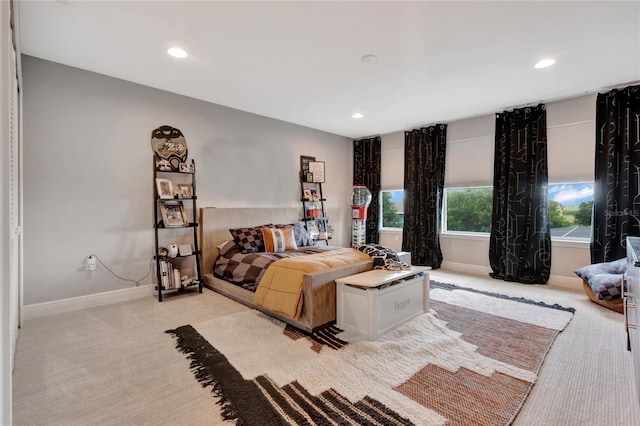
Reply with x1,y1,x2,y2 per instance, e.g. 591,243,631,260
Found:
574,201,593,226
549,200,571,228
446,188,493,232
387,183,592,238
382,191,403,228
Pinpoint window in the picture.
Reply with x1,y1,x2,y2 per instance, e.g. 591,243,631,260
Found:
383,183,593,239
548,183,593,239
380,190,404,229
443,187,493,233
441,183,594,239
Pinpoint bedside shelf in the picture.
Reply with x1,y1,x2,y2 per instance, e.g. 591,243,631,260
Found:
153,157,203,302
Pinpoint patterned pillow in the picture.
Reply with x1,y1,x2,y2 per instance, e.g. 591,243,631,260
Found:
276,223,314,247
574,258,627,283
356,244,402,269
262,226,298,253
218,240,240,257
574,258,627,300
229,224,273,253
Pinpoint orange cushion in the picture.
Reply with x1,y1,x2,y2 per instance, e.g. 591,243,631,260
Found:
262,226,297,253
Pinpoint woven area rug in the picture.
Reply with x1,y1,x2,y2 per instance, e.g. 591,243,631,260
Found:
166,281,574,426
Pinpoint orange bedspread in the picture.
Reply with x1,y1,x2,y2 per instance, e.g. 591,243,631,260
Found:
253,248,371,319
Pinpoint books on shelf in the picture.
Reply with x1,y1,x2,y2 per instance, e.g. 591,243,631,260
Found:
159,260,183,289
160,260,170,289
173,268,181,289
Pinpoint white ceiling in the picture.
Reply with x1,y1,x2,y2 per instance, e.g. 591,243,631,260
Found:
18,1,640,139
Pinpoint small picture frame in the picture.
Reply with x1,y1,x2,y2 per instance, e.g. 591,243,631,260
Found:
156,159,172,171
300,155,315,182
155,178,174,199
178,244,193,256
177,184,192,199
309,161,325,183
302,187,312,201
179,162,195,173
160,201,187,227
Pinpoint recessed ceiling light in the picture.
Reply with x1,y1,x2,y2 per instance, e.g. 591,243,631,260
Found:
361,54,377,64
167,47,188,59
352,113,364,119
535,58,555,69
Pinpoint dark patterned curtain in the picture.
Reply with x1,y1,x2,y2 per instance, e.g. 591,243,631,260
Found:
592,85,640,263
402,125,447,268
489,104,551,284
353,137,381,244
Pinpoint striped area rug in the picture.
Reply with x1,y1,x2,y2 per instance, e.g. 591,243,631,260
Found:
166,282,574,425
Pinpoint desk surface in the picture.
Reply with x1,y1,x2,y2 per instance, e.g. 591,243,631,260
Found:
335,266,429,288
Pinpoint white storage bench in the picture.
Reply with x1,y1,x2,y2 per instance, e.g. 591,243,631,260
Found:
335,267,429,340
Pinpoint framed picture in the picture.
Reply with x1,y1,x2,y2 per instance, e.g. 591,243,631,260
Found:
177,184,192,199
309,161,325,183
302,187,312,201
160,201,187,227
156,159,172,171
300,155,315,182
179,162,195,173
178,244,193,256
155,178,174,199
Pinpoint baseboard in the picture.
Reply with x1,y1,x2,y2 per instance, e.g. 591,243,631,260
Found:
441,261,492,277
24,285,153,321
547,274,583,291
441,261,582,291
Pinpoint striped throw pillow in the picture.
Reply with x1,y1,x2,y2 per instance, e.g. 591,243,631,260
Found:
262,226,297,253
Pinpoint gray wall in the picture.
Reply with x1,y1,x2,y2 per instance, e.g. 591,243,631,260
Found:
22,55,353,305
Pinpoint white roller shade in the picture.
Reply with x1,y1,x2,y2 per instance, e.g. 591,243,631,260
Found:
381,131,404,189
381,149,404,189
445,114,495,188
547,120,595,183
444,94,596,187
546,95,596,183
444,135,494,187
382,94,597,190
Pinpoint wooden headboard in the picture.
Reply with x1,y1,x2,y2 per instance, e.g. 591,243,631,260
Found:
198,207,302,276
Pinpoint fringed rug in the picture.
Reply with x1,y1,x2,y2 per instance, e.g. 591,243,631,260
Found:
166,281,574,426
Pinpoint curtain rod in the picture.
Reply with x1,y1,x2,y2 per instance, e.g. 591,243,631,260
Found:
353,135,381,141
363,79,640,138
440,79,640,125
497,79,640,112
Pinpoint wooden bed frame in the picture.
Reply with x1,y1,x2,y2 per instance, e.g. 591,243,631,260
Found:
199,207,372,332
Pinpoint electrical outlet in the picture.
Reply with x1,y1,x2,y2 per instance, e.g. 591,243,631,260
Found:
87,255,96,271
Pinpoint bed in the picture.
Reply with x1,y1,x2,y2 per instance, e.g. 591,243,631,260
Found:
199,207,373,332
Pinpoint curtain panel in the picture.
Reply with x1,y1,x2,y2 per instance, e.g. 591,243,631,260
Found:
353,137,381,244
489,104,551,284
402,125,447,268
592,85,640,263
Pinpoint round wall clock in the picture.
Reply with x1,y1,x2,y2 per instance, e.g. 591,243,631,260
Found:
151,125,188,170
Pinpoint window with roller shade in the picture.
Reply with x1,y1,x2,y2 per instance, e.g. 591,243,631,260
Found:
378,95,596,240
440,99,595,240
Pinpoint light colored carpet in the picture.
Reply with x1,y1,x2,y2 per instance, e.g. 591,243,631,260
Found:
11,270,640,425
